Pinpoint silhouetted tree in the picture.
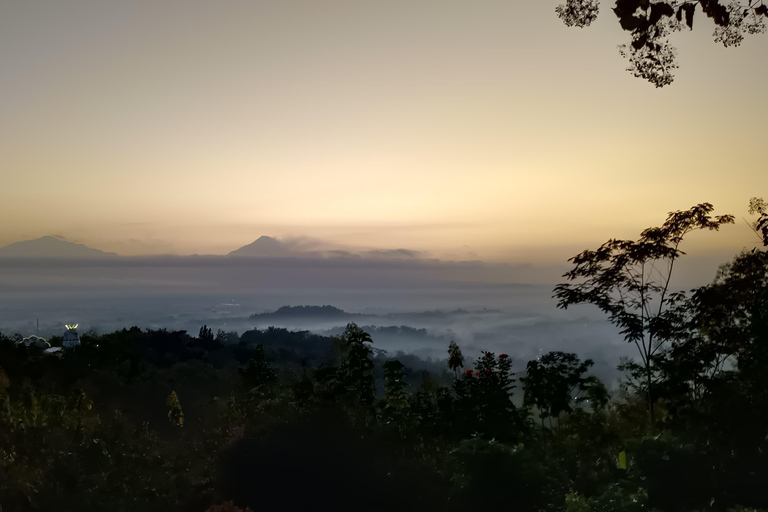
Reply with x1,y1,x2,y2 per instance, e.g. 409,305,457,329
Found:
216,329,240,344
521,351,601,428
198,324,216,350
337,323,375,407
239,344,278,390
448,341,464,379
554,203,734,421
454,352,520,440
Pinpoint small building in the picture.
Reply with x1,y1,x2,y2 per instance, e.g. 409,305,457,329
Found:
63,324,81,348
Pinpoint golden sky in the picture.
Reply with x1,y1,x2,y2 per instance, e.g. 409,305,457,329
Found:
1,0,766,263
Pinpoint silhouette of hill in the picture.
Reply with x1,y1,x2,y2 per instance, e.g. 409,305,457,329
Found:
0,236,117,258
228,236,287,257
250,305,359,321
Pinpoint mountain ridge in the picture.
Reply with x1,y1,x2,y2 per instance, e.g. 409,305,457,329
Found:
0,236,117,258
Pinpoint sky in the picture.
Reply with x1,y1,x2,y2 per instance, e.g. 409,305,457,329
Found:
1,0,766,266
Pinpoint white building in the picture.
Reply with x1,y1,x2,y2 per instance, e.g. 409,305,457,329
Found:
63,324,81,348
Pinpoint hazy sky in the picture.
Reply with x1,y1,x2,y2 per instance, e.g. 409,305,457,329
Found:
1,0,766,262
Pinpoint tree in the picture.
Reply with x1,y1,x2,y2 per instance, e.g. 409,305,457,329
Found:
554,203,734,421
383,360,409,423
448,341,464,379
656,223,768,411
556,0,768,87
198,324,215,349
216,329,241,344
453,352,521,440
239,344,278,391
167,391,184,427
337,323,375,406
521,351,603,428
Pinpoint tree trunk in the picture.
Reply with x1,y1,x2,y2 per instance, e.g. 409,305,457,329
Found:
647,362,655,423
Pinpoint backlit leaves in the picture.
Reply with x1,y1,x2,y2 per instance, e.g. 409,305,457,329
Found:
619,38,679,88
713,1,767,47
748,196,768,246
557,0,768,86
556,0,601,27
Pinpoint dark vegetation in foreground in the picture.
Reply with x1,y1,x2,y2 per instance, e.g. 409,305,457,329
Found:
1,200,767,512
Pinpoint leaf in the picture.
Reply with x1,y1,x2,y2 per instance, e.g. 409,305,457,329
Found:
699,0,730,26
649,2,675,26
632,33,649,49
756,4,768,17
613,0,645,30
683,3,696,29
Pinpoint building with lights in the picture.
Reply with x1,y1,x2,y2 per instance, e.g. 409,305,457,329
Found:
63,324,81,348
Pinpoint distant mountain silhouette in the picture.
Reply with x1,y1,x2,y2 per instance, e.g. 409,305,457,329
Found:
228,236,289,257
227,236,426,261
248,305,506,323
250,305,359,320
0,236,117,258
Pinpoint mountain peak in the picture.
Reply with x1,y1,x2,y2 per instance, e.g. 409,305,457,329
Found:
228,236,286,257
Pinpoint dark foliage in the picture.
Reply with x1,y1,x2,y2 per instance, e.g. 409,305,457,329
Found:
522,351,606,428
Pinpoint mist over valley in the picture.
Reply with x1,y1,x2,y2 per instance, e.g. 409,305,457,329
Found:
0,238,630,384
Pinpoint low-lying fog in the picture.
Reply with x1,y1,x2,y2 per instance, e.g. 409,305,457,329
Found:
0,257,635,385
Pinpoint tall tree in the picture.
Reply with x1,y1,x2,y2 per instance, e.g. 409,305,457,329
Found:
338,323,376,406
453,352,520,440
448,341,465,379
556,0,767,87
199,324,214,345
554,203,734,421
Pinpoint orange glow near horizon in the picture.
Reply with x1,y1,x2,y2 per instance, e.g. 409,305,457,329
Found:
1,1,766,266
